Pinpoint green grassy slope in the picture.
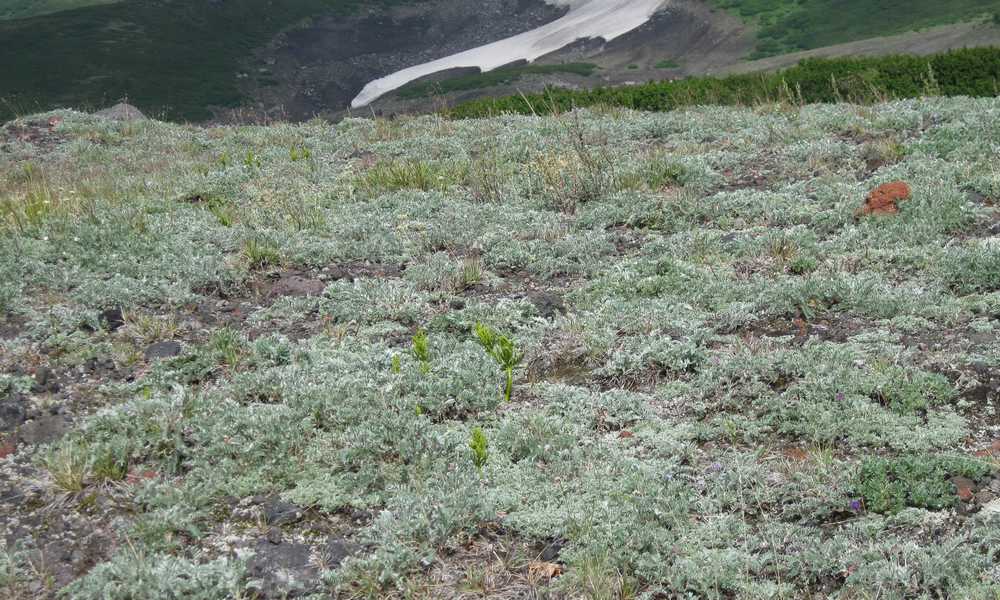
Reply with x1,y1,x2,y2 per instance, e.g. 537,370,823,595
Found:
0,0,118,21
0,0,418,122
713,0,1000,58
2,98,1000,597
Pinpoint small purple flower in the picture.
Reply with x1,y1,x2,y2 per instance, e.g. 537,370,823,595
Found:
709,462,723,473
835,391,845,402
849,499,862,512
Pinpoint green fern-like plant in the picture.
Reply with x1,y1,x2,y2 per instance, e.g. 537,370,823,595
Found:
474,322,523,402
243,150,261,170
412,328,431,374
289,146,312,162
469,427,489,474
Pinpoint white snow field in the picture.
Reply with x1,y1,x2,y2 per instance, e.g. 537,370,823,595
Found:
350,0,667,108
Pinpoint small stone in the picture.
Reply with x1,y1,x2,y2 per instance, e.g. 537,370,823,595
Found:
989,478,1000,494
31,366,59,393
262,498,303,526
17,414,69,446
265,527,283,545
144,341,182,361
529,292,565,319
0,394,27,431
865,158,886,173
348,508,372,523
269,274,326,299
247,540,315,594
325,266,351,281
540,539,564,562
99,307,125,331
323,537,359,568
975,490,996,505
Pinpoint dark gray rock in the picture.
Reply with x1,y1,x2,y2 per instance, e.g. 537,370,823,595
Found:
247,539,317,598
265,527,283,545
17,414,70,446
529,292,565,319
144,341,182,361
83,356,116,376
31,366,59,393
322,537,360,569
540,538,564,562
269,273,326,299
99,307,125,331
0,392,27,432
720,232,740,245
263,497,304,526
975,489,996,505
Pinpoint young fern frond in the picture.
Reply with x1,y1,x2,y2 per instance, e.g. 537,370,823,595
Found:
412,328,431,374
492,336,524,372
474,322,497,354
474,322,523,402
469,427,489,474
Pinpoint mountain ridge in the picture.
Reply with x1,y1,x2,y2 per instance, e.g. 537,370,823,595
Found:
2,0,1000,122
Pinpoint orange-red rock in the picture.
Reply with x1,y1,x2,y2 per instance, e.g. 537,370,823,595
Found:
782,447,809,462
528,561,563,579
978,439,1000,458
126,468,159,485
951,476,976,502
855,181,912,217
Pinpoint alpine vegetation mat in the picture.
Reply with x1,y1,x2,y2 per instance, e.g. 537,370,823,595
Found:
2,97,1000,598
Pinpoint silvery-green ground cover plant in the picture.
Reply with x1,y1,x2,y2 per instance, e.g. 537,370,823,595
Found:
1,98,999,598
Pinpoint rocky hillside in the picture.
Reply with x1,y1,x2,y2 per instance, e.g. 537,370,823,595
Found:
1,97,1000,598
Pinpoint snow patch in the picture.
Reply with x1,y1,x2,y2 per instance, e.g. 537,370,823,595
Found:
351,0,667,108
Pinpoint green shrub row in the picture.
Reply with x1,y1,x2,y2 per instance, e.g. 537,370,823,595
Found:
448,47,1000,118
709,0,1000,59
